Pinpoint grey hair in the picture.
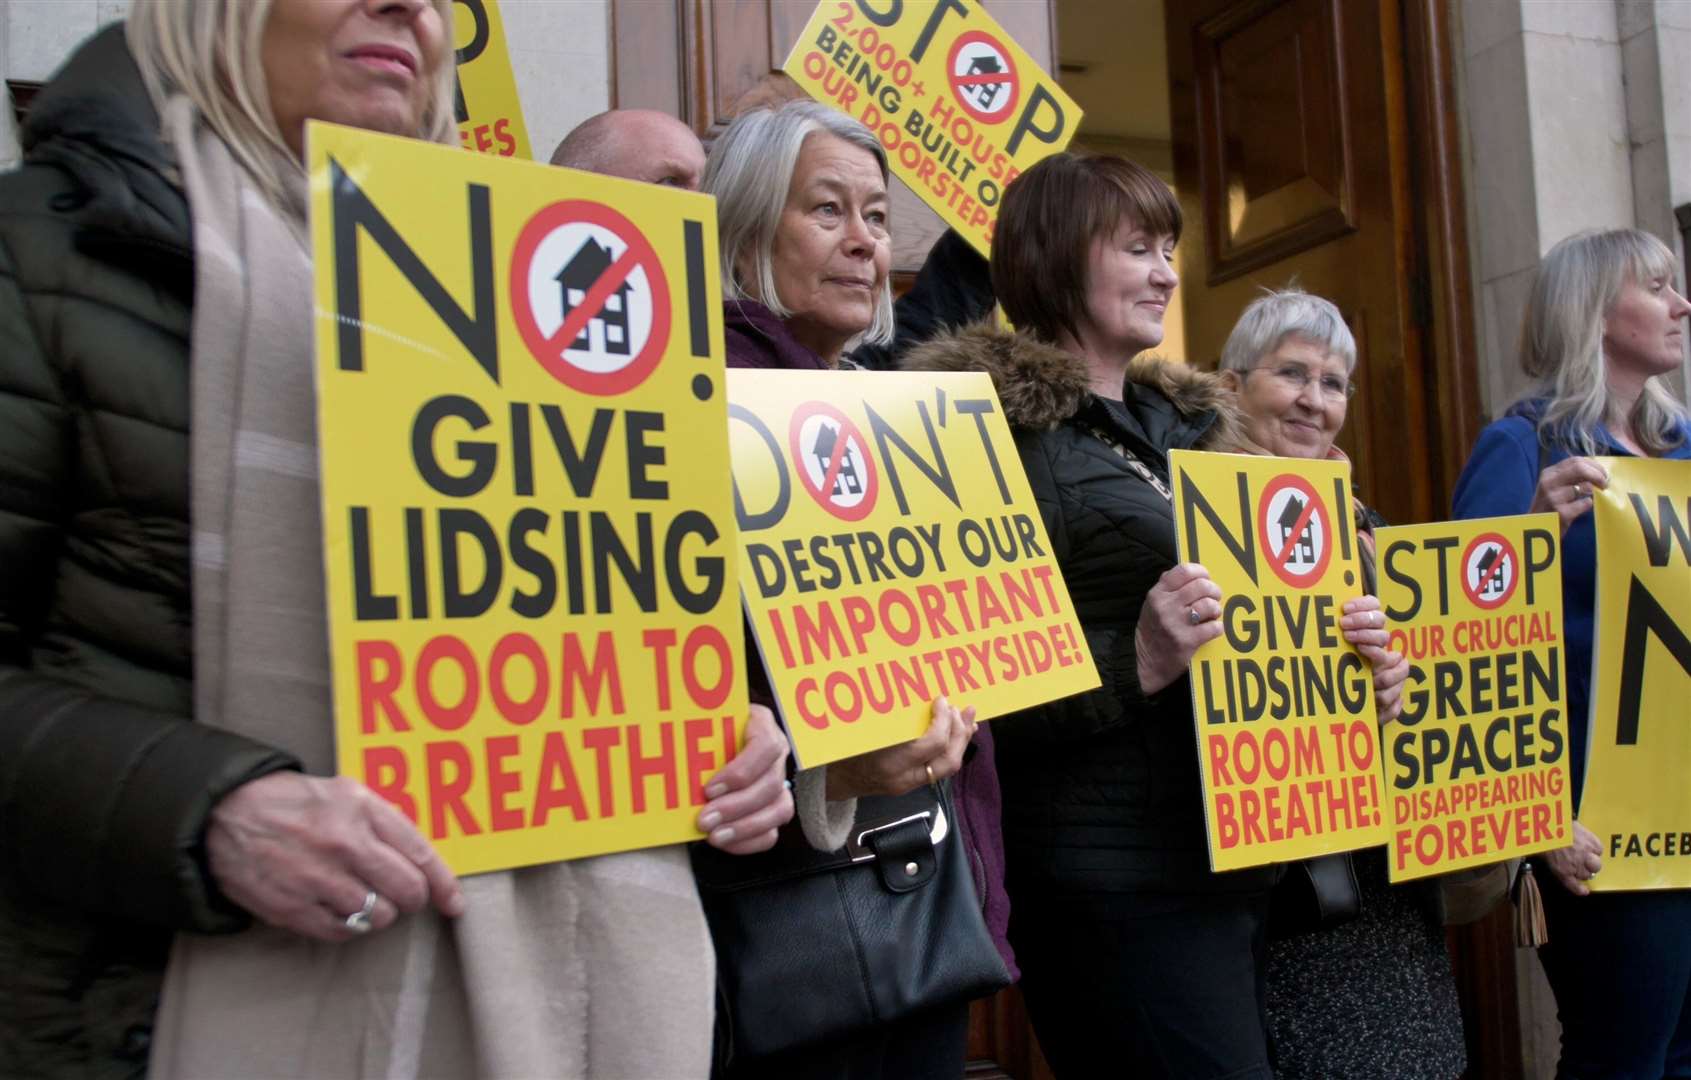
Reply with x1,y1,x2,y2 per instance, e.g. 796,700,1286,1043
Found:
1521,228,1687,456
1219,286,1358,375
702,100,894,347
127,0,457,210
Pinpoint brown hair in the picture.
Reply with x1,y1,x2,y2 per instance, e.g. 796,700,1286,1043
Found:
991,153,1182,344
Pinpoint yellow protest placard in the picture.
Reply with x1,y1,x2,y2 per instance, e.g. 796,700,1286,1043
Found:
308,122,743,876
453,0,532,158
1170,450,1387,871
1375,515,1571,882
783,0,1082,256
729,370,1098,767
1582,457,1690,891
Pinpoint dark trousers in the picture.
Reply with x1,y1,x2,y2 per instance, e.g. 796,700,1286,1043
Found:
1538,880,1691,1079
1009,890,1274,1080
721,1001,970,1080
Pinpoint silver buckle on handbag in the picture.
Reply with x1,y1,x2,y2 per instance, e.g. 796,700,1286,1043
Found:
844,804,948,862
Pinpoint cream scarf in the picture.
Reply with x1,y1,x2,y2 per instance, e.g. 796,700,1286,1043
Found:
148,100,713,1080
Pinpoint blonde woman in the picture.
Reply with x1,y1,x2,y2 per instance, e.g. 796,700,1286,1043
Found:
0,2,784,1076
1453,228,1691,1078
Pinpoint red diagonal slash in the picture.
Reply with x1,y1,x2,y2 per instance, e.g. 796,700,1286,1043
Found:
816,423,852,503
545,246,642,355
954,72,1012,86
1269,495,1321,574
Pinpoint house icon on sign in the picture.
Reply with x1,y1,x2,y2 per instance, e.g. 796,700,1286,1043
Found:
965,54,1004,109
1475,546,1507,596
1276,495,1317,564
556,238,631,355
810,423,862,496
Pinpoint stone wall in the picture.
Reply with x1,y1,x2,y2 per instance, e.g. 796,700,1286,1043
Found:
1458,0,1691,422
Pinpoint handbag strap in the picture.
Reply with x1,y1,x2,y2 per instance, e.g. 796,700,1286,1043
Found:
1086,424,1174,504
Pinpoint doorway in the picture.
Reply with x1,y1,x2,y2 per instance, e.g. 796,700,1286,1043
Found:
1056,0,1483,529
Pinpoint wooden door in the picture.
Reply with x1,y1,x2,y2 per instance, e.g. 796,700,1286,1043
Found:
1165,0,1479,528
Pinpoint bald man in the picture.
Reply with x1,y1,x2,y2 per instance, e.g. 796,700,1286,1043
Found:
549,108,706,191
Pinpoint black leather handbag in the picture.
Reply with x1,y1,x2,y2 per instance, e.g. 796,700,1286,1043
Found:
689,780,1011,1064
1267,852,1362,939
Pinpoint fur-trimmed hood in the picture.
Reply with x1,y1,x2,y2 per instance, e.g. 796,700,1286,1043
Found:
902,321,1252,452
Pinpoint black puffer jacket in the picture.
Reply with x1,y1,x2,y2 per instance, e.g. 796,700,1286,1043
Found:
0,28,298,1078
906,325,1276,898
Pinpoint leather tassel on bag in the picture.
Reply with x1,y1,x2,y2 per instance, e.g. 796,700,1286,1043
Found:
1514,860,1549,947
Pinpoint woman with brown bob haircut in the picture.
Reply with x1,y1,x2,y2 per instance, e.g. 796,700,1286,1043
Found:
904,153,1404,1077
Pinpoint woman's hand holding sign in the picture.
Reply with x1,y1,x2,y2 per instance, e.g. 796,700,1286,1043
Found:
825,697,976,800
1341,595,1408,725
1136,563,1224,696
1530,456,1609,535
698,704,795,854
1545,821,1605,896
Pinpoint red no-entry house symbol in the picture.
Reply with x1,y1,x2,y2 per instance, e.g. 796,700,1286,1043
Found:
509,200,671,395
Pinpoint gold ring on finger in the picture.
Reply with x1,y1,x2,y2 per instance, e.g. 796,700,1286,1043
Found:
925,763,936,787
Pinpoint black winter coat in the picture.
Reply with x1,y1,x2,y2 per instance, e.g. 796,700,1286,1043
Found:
905,325,1276,899
0,28,298,1079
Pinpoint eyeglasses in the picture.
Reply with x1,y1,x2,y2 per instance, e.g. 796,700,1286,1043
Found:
1247,363,1356,401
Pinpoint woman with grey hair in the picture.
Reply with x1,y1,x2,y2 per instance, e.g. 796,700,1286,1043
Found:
710,100,899,365
0,2,781,1076
1218,288,1469,1076
1454,229,1691,1078
702,100,1000,1078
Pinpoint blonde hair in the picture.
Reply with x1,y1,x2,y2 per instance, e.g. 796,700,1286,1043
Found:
1521,228,1687,455
126,0,457,208
703,101,895,348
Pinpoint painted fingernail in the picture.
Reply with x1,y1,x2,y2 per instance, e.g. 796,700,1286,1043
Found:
705,782,728,799
700,810,722,831
711,826,736,845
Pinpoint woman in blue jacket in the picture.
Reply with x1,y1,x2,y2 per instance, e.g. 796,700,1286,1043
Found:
1453,227,1691,1079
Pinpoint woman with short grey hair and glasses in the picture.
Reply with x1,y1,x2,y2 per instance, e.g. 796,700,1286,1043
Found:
1218,287,1470,1078
1217,287,1359,459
